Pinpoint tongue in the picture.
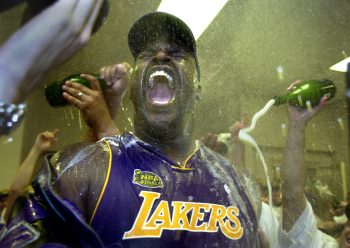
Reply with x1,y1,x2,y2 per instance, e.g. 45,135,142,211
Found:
148,83,174,104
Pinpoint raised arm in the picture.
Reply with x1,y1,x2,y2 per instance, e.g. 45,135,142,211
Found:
229,113,248,169
281,81,327,231
4,129,59,221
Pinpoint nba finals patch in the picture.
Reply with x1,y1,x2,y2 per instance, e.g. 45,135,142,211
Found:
132,169,163,188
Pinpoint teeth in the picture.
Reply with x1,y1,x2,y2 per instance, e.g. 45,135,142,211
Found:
149,70,174,88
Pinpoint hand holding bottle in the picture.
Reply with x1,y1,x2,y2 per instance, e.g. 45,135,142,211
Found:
286,80,328,129
62,74,118,139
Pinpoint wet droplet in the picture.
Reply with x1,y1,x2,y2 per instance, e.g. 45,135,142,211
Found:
69,107,74,120
3,137,13,144
281,123,287,137
337,117,344,131
306,100,312,112
276,65,284,81
342,50,347,58
78,110,83,130
328,145,333,153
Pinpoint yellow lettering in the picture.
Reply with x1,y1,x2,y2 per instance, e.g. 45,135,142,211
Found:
207,204,226,232
221,206,243,239
171,202,192,229
123,191,245,241
189,203,210,231
145,200,172,231
123,191,160,239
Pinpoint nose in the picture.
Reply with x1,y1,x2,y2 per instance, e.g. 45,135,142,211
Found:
154,50,171,63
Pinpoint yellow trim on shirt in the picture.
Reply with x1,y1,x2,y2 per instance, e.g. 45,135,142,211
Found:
171,144,199,171
89,140,112,224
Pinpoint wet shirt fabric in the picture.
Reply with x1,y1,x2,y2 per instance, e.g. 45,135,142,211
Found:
42,132,260,247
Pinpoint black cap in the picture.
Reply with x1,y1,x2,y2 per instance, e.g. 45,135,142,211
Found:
128,12,196,58
128,12,200,80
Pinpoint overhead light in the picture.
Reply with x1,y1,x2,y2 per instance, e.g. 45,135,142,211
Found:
329,57,350,72
157,0,229,40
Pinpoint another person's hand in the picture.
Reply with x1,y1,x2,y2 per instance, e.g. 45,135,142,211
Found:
286,80,327,128
228,113,248,168
4,130,59,222
99,63,131,119
201,133,228,155
0,1,104,104
229,113,248,142
100,63,130,97
34,129,59,152
62,74,118,139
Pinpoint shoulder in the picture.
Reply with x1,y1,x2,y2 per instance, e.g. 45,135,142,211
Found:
36,138,119,218
47,142,107,178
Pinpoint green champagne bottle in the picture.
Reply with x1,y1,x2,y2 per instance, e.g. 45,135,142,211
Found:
273,79,336,108
45,73,106,107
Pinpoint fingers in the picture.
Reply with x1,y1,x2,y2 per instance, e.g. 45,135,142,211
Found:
52,129,60,136
99,63,131,87
287,80,302,91
62,80,92,109
122,62,131,71
63,81,91,97
99,65,114,86
202,133,219,150
312,95,328,114
62,91,84,109
81,74,101,91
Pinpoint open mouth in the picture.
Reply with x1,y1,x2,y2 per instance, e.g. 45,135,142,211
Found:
146,69,175,106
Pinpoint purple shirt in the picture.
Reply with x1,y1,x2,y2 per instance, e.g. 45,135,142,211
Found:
32,132,260,247
88,133,259,247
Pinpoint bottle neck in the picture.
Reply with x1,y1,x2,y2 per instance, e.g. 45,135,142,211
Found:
273,95,288,106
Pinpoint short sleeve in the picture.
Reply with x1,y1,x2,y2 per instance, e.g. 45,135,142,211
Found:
277,201,338,248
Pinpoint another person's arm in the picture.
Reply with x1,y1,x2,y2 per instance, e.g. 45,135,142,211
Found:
4,129,59,221
0,0,104,104
0,1,103,137
229,113,248,169
281,81,327,231
277,81,340,248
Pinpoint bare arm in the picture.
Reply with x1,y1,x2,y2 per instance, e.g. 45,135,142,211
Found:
229,113,248,169
281,81,327,231
4,129,59,221
0,0,104,103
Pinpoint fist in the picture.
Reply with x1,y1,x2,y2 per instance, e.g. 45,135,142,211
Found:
99,63,131,97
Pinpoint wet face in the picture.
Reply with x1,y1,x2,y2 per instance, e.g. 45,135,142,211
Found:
130,39,198,139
